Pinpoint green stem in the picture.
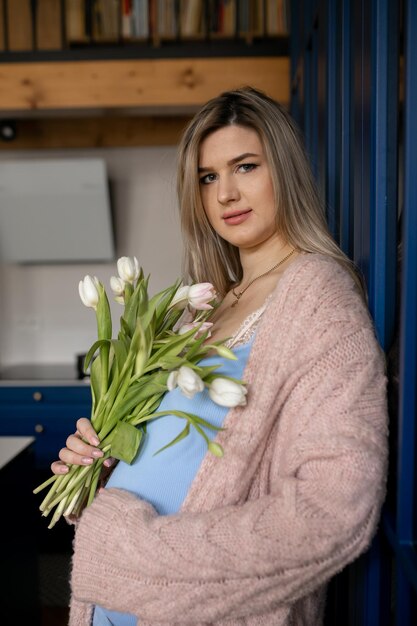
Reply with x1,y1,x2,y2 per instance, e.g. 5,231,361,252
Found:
43,464,94,512
47,495,70,530
63,484,84,518
33,472,59,494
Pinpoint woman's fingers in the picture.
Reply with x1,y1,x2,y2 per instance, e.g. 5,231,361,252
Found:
50,417,104,474
75,417,100,446
51,460,70,475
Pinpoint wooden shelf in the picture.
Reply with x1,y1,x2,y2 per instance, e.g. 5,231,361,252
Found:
0,56,289,148
0,1,290,148
0,115,191,149
0,56,289,113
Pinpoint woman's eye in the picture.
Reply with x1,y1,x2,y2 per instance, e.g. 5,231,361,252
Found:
200,173,217,185
237,163,258,173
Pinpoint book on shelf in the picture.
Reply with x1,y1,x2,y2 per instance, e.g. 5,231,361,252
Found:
0,0,5,51
0,0,289,52
121,0,149,40
155,0,178,40
132,0,149,39
208,0,237,39
92,0,120,42
253,0,265,38
66,0,89,43
266,0,289,36
179,0,204,39
5,0,33,51
121,0,132,38
238,0,264,41
37,0,63,50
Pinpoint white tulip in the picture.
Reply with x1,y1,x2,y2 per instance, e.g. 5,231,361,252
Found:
188,283,216,310
178,321,213,339
172,306,194,332
208,378,248,408
167,366,204,399
110,276,125,304
78,275,100,310
170,285,191,310
110,276,125,296
117,256,140,284
167,370,178,392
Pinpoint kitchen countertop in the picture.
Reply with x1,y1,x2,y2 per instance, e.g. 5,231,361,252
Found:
0,363,91,387
0,436,35,470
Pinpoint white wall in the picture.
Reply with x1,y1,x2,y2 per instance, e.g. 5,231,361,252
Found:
0,146,182,367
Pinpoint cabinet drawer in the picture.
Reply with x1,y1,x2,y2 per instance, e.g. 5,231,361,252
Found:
0,385,91,405
0,386,92,468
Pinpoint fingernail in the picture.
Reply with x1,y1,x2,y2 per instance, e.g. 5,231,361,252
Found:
82,456,93,464
91,436,100,446
60,465,69,474
92,449,103,458
103,458,113,467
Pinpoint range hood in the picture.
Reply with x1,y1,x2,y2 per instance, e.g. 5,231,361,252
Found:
0,158,115,263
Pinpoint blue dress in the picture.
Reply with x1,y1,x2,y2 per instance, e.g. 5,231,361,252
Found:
93,336,254,626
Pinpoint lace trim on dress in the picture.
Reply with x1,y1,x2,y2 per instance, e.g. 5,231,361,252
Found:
225,293,273,349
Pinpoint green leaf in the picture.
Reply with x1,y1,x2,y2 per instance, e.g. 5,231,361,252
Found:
153,280,182,327
123,281,134,305
185,412,225,432
204,343,237,360
143,354,188,373
110,422,143,464
106,381,165,424
90,355,102,405
122,280,142,335
84,339,110,372
96,283,112,341
153,422,190,455
203,373,247,386
147,325,198,365
194,364,221,378
182,332,208,361
129,317,146,355
111,338,128,365
119,317,132,339
137,279,150,317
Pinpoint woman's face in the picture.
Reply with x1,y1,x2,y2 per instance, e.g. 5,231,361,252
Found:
198,125,278,250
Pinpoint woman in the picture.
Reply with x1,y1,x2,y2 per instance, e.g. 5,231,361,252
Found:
55,87,388,625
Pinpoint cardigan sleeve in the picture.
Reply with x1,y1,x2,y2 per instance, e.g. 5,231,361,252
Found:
70,322,388,623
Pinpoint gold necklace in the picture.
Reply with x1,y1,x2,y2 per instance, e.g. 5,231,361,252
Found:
231,249,295,307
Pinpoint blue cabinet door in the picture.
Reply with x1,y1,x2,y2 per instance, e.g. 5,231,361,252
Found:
0,386,92,469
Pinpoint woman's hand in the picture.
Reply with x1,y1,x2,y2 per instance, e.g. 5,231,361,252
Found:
51,417,115,475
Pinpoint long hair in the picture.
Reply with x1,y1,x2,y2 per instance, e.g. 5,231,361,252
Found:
177,86,362,296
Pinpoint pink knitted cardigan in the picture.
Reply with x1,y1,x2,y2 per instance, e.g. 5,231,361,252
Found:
70,253,388,625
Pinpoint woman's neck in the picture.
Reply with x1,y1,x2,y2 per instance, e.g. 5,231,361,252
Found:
238,238,293,286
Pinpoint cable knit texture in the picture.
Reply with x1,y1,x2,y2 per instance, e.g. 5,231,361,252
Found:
69,254,388,625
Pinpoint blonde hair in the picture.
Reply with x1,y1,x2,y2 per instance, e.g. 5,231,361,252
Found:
177,86,362,296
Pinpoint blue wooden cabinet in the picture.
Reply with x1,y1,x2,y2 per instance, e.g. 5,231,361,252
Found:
0,385,92,470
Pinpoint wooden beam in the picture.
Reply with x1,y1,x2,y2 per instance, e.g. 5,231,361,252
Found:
0,115,192,149
0,56,289,113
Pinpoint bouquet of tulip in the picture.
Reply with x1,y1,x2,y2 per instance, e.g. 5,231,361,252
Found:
34,256,247,528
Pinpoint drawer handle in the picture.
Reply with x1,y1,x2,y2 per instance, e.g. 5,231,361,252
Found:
33,391,43,402
34,424,44,434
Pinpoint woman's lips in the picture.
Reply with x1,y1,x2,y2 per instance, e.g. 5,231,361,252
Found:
223,209,252,225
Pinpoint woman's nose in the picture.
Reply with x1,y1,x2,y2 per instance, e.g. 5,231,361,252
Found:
217,176,239,204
